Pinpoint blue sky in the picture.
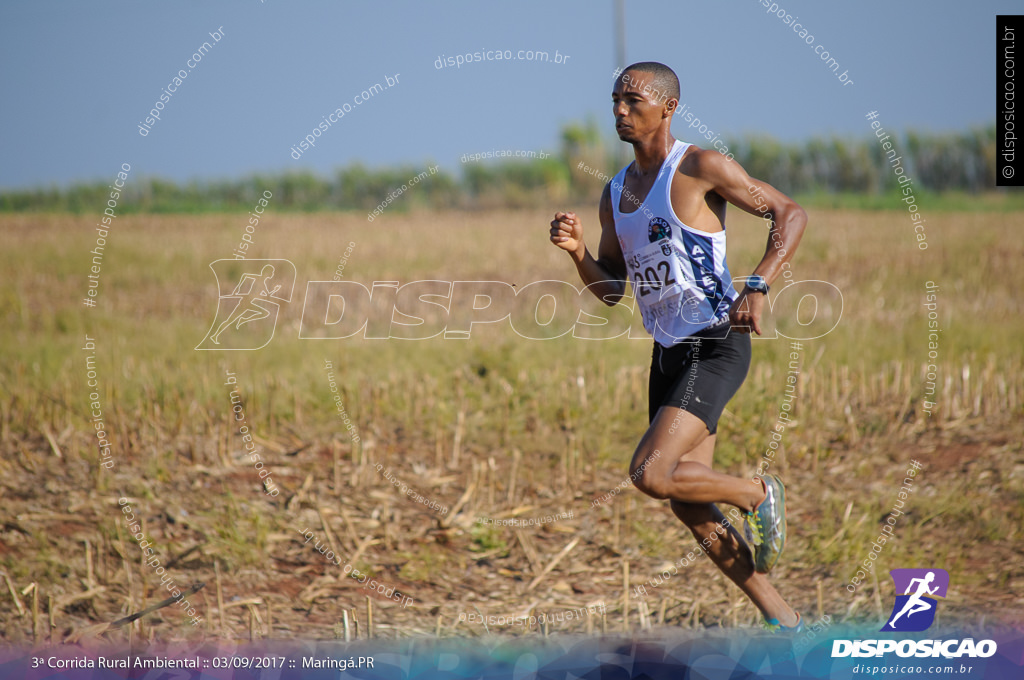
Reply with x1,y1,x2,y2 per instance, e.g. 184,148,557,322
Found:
0,0,1009,189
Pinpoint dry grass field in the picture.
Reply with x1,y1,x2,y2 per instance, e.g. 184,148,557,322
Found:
0,206,1022,646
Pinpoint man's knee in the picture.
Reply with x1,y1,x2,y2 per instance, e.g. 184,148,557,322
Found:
631,467,670,499
629,444,666,497
633,468,702,501
631,444,709,500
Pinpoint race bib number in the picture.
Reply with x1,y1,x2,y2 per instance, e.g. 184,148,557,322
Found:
624,239,702,332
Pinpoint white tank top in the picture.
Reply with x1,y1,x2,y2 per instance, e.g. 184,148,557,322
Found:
611,139,738,347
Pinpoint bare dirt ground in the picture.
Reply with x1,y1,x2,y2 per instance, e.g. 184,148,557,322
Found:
2,210,1022,648
1,408,1021,647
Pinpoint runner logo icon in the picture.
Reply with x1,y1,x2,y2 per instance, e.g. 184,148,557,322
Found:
881,568,949,632
196,259,296,350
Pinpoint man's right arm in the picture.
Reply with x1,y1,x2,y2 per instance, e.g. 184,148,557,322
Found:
549,184,628,306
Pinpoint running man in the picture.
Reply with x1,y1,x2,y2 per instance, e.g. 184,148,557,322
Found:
210,264,282,345
888,572,939,628
550,62,807,630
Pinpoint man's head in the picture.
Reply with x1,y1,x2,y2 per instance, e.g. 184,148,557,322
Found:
612,62,680,142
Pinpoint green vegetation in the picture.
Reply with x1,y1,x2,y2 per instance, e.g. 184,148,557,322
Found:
1,123,1004,214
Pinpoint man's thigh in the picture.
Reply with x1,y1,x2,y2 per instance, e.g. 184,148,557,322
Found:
630,406,717,479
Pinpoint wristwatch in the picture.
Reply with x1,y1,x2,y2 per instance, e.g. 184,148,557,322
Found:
745,275,770,295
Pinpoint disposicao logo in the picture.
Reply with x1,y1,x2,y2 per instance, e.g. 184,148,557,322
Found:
197,259,296,350
831,568,997,659
882,568,948,632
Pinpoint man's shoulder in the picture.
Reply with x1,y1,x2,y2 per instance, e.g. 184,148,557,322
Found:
677,145,737,185
678,144,718,171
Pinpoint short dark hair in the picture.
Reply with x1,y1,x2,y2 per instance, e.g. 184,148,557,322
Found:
620,61,680,105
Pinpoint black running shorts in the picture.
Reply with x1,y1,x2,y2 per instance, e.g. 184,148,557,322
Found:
648,330,752,433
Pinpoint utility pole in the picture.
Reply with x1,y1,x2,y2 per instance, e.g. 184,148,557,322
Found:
614,0,629,167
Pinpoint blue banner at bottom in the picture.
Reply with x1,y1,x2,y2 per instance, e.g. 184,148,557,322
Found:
2,626,1022,679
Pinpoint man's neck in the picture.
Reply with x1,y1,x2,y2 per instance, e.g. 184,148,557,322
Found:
631,135,675,176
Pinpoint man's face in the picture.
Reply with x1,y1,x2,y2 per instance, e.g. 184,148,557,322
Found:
611,70,675,142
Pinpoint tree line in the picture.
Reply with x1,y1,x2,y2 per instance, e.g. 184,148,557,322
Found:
0,123,997,213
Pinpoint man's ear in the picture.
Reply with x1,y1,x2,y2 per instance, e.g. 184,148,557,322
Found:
664,98,678,117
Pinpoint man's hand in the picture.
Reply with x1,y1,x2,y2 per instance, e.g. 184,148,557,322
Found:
550,212,584,259
729,287,766,335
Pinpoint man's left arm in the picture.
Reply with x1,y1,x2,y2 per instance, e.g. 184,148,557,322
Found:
699,152,808,335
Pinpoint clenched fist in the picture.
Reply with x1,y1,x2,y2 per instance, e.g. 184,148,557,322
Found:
549,212,584,256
